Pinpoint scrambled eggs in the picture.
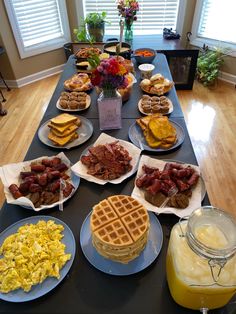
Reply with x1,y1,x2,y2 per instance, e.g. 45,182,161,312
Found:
0,220,71,293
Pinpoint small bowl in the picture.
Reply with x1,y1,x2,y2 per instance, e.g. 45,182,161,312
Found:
134,48,156,64
138,64,155,79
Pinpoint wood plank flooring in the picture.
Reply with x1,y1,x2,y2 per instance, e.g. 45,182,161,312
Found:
0,77,235,217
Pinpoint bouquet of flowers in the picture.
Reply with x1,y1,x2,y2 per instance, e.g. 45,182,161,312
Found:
117,0,139,25
91,57,128,91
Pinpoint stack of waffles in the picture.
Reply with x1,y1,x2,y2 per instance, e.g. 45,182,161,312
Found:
90,195,150,264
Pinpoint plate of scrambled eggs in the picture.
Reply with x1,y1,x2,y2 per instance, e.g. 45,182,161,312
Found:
0,216,75,302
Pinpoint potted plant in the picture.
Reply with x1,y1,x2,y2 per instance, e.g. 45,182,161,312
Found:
196,45,230,87
84,12,108,42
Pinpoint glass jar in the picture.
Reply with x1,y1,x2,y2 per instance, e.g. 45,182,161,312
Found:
124,20,133,41
166,206,236,310
97,89,122,130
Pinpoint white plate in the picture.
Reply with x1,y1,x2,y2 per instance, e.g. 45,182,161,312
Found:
131,155,205,218
138,97,173,116
38,115,93,150
56,94,91,112
0,216,75,302
80,211,163,276
129,120,185,152
0,153,80,211
71,133,141,185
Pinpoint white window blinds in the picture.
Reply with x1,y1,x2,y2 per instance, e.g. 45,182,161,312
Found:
198,0,236,44
4,0,70,58
10,0,64,47
84,0,180,35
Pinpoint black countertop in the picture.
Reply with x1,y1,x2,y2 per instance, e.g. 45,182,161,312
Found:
0,54,233,314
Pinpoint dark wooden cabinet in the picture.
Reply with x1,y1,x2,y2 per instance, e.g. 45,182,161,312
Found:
160,49,199,90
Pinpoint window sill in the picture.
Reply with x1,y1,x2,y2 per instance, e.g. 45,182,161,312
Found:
191,37,236,57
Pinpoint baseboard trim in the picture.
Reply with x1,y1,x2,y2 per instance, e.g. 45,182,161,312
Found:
218,71,236,85
0,64,65,88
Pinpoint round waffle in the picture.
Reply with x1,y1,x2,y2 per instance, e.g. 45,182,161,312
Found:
90,195,150,264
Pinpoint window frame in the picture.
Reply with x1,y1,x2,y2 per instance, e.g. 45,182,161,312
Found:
190,0,236,57
4,0,71,59
80,0,187,37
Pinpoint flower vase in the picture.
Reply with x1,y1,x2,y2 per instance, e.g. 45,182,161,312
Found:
124,21,133,41
97,89,122,130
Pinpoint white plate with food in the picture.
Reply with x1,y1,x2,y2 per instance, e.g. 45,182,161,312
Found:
0,153,80,211
0,216,75,302
129,118,185,152
64,73,93,92
80,211,163,276
138,95,173,116
56,93,91,112
71,133,141,185
140,73,174,96
38,115,93,149
131,155,205,218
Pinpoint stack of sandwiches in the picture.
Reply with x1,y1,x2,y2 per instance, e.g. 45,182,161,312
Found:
48,113,80,146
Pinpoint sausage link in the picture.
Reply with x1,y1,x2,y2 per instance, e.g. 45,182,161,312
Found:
30,164,46,172
9,184,23,199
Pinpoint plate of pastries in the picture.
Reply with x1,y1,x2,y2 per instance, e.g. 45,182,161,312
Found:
74,47,102,60
129,114,185,152
56,91,91,111
80,195,163,275
138,94,173,115
64,73,92,92
140,73,174,95
38,113,93,149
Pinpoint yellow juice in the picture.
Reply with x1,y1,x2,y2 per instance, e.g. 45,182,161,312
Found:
166,222,236,310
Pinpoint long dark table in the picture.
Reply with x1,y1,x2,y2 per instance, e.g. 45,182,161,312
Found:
0,54,233,314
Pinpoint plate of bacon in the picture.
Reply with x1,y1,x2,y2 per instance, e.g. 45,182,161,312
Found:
71,133,141,185
131,155,206,218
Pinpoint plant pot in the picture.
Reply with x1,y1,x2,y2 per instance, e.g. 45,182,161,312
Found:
63,42,73,60
87,22,105,42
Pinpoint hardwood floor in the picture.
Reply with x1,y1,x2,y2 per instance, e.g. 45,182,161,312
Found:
0,77,235,217
178,81,236,217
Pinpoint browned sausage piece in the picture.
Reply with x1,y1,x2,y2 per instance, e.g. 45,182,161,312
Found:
41,159,52,167
19,181,31,194
38,173,48,186
29,183,42,193
20,171,36,179
49,180,60,192
54,163,68,172
187,172,200,187
63,182,74,197
9,184,23,199
51,157,61,167
31,164,46,172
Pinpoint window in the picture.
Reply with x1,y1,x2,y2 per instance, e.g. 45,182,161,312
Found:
83,0,184,36
4,0,71,59
191,0,236,56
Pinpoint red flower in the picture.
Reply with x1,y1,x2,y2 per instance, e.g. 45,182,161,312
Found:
91,69,101,86
107,59,119,75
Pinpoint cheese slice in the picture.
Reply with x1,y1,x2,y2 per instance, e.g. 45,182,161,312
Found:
50,113,78,126
49,124,78,137
48,131,78,146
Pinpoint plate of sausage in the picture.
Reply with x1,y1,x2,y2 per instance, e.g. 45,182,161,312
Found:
131,155,206,218
0,153,80,211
